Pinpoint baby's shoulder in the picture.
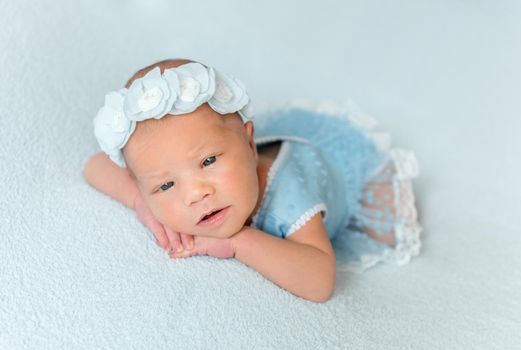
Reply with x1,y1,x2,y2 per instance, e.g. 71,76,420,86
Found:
253,139,334,238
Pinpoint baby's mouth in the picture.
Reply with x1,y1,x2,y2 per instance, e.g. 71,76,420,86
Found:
197,207,228,224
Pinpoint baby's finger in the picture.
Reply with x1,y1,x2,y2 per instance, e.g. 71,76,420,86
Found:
180,233,194,250
146,219,169,249
165,226,182,253
169,250,196,259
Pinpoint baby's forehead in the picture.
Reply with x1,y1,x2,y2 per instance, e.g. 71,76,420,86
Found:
132,112,227,140
127,113,242,157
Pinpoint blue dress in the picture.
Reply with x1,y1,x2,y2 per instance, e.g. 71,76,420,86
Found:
250,104,422,272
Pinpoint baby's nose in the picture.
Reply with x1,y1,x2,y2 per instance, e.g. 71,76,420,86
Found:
183,180,215,206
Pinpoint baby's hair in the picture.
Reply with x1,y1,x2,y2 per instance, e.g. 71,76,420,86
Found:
125,58,194,88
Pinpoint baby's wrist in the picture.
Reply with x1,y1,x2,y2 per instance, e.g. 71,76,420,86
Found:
230,226,254,258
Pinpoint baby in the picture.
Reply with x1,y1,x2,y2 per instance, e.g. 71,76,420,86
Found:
83,58,422,303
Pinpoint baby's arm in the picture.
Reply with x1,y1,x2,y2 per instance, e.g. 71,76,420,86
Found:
82,152,139,209
82,153,194,251
172,214,335,302
232,214,336,303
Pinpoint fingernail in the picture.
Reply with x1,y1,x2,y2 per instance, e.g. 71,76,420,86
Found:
187,241,194,250
176,245,184,253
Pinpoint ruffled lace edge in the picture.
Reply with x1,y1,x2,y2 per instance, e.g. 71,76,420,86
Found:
340,163,422,273
385,152,423,266
257,98,423,272
287,203,328,237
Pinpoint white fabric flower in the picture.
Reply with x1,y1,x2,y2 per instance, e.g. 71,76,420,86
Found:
238,101,254,122
123,67,180,121
208,69,249,115
93,63,253,168
170,63,215,115
93,88,136,167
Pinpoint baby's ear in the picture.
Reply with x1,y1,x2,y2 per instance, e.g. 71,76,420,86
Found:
244,121,254,138
244,121,258,162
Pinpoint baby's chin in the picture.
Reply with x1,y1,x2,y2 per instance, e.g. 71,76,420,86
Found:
194,218,247,239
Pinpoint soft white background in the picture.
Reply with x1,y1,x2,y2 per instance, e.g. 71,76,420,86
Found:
1,0,520,349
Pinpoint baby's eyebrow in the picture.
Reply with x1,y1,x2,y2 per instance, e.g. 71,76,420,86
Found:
135,173,170,189
186,140,214,158
139,141,222,182
142,171,171,180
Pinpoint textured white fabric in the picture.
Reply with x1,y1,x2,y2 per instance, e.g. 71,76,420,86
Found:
1,0,521,349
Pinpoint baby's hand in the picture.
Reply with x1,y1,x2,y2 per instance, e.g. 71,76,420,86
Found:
134,194,194,252
168,235,235,260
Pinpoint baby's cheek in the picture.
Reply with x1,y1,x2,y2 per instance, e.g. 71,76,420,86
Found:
150,200,176,225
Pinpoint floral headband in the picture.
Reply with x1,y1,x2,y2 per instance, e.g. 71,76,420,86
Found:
93,62,253,168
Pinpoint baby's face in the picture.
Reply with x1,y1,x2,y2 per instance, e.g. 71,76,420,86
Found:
123,104,259,239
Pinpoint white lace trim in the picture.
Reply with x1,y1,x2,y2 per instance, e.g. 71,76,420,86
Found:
367,148,420,186
287,203,328,237
384,173,422,266
336,164,423,273
250,141,291,228
347,151,422,271
390,149,420,180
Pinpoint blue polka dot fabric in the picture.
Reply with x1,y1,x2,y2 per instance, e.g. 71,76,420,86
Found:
251,107,422,272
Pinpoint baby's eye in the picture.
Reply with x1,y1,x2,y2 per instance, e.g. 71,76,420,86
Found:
203,156,217,167
159,181,175,192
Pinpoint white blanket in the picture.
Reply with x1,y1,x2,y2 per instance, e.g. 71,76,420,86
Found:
1,0,520,348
